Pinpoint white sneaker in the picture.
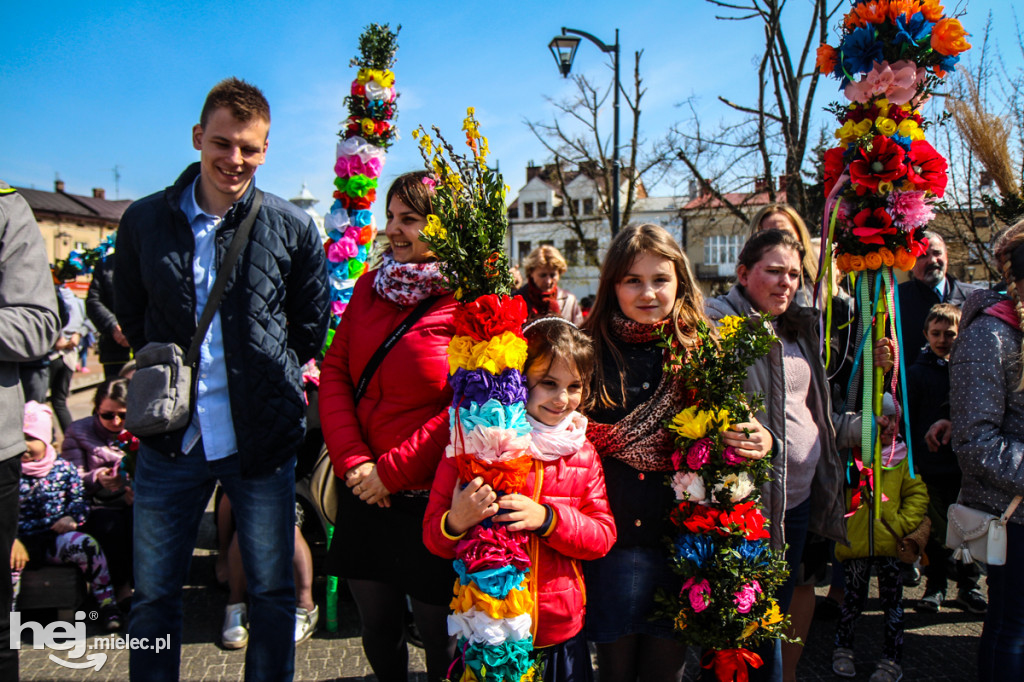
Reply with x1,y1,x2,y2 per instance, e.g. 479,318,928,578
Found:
222,603,248,649
295,604,319,644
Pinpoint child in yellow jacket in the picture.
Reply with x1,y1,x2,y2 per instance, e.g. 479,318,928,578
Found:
832,396,929,682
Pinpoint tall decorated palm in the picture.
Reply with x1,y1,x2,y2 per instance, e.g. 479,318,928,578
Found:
817,0,971,523
416,112,537,682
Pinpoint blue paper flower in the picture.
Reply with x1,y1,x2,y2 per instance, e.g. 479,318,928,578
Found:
894,12,933,46
736,539,771,568
453,560,527,599
454,399,530,436
938,53,960,74
675,534,714,569
840,26,884,76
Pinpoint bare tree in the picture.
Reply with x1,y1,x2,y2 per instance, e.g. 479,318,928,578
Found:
525,50,680,243
673,0,843,227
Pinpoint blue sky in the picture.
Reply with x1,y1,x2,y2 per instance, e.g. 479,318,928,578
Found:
3,0,1019,226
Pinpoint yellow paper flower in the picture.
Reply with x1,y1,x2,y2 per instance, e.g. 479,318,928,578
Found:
379,70,395,88
742,620,760,639
715,408,733,433
447,335,477,374
718,315,745,339
450,582,535,620
356,68,372,85
471,331,528,374
761,600,783,627
874,116,897,137
461,669,479,682
422,214,447,241
896,119,919,138
361,118,376,136
670,406,715,440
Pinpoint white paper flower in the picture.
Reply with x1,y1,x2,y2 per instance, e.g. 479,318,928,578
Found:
712,471,757,503
447,609,532,646
671,471,706,502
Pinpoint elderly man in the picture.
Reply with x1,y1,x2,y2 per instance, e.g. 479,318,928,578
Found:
897,231,978,364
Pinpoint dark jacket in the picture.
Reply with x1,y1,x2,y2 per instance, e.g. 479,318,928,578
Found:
907,348,959,477
86,257,132,366
114,163,329,477
951,289,1024,525
706,285,856,548
898,275,977,365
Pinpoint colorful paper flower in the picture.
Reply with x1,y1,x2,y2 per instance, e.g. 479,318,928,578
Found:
904,139,948,197
852,207,898,244
733,581,762,614
931,17,971,56
849,135,908,193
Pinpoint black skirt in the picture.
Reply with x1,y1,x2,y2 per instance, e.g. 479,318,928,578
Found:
327,483,455,606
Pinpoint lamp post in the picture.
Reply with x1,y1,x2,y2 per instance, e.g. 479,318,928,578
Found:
548,27,621,236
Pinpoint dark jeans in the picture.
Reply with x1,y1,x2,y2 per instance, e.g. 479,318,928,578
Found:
129,443,296,682
0,457,22,680
979,522,1024,682
48,361,73,433
18,364,49,404
102,362,126,381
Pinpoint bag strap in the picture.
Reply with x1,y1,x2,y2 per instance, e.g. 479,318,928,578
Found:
878,516,903,544
185,190,263,366
353,295,440,405
1000,496,1024,524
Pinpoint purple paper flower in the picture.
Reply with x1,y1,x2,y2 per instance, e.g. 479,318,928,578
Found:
450,368,527,407
687,438,713,471
492,369,528,405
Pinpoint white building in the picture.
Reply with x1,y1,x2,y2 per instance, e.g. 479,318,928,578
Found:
290,183,326,242
506,162,685,297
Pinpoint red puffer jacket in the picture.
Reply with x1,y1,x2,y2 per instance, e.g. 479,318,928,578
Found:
423,440,616,647
319,273,456,493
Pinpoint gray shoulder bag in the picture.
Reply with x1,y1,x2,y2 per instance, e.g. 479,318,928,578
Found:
125,190,263,437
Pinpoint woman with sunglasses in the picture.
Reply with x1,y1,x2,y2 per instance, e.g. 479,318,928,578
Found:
60,378,134,607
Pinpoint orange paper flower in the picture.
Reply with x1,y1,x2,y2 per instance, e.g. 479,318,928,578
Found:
919,0,944,21
894,247,916,271
879,248,895,267
816,44,838,74
931,18,971,57
456,453,533,493
865,251,884,270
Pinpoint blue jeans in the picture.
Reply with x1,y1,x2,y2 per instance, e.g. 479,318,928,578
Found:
979,522,1024,682
129,443,296,682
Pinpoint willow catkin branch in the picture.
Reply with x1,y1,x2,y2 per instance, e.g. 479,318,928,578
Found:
947,73,1021,197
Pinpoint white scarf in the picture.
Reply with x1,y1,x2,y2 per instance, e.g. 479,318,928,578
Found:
527,412,588,461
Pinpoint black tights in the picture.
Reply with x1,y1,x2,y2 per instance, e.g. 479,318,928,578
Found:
595,633,692,682
348,578,455,682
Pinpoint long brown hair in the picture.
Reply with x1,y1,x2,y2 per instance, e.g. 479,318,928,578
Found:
748,203,818,284
993,219,1024,391
583,223,707,409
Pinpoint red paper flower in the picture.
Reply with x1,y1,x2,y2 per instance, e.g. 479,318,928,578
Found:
455,524,530,573
682,505,721,535
905,140,948,198
823,147,847,196
852,207,898,245
849,136,908,194
452,294,527,342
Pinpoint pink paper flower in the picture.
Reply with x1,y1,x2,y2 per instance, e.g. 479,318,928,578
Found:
455,525,530,573
327,237,358,262
722,446,746,466
686,438,713,471
844,60,925,106
887,190,935,229
733,580,762,614
682,577,712,612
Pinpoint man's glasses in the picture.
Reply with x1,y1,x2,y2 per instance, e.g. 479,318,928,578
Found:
99,411,127,421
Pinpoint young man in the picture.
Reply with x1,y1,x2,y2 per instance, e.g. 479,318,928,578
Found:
907,303,986,615
115,78,329,681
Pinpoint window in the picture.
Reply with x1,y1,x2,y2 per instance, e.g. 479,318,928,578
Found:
524,203,534,219
703,234,744,266
583,198,594,215
539,240,554,247
552,205,564,217
583,239,599,266
564,240,580,266
572,199,581,215
518,241,532,263
973,214,991,228
537,202,547,218
74,241,88,251
507,206,519,219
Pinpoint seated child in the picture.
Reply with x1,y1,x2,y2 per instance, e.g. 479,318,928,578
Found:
11,401,121,630
424,317,617,682
832,396,929,682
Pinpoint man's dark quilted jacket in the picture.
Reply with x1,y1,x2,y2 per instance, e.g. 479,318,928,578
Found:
114,163,329,477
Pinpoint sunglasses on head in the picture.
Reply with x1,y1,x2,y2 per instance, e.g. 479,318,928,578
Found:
99,411,127,421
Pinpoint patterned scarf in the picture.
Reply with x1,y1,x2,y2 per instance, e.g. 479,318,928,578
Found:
527,412,588,461
373,250,449,307
587,314,690,472
523,280,561,318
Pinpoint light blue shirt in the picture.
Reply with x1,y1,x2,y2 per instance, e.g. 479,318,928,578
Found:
934,277,948,302
180,178,237,461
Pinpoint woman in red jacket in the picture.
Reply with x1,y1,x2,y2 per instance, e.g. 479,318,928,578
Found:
424,318,617,681
319,171,457,682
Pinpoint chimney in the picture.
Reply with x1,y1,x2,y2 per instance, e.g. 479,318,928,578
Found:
777,174,788,192
526,161,542,182
754,177,768,193
92,188,106,199
55,179,65,193
688,179,697,200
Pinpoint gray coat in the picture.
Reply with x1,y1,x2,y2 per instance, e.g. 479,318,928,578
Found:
0,182,62,461
706,285,855,548
951,288,1024,525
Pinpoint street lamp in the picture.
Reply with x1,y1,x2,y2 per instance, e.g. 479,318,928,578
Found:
548,27,621,236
